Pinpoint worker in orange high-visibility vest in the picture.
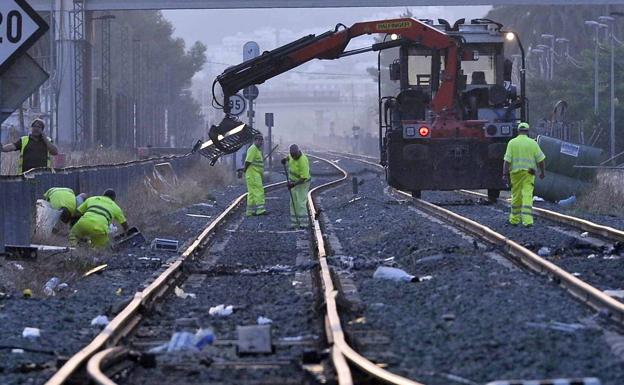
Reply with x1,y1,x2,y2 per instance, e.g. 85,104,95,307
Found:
1,119,58,174
502,122,546,227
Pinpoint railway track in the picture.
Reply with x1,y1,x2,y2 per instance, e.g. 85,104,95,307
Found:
317,151,624,384
38,151,624,385
43,155,424,385
327,151,624,320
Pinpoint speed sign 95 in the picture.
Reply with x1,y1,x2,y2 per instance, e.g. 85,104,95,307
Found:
227,94,247,116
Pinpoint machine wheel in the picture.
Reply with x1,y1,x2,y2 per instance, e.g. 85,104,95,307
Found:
411,190,421,199
487,189,500,203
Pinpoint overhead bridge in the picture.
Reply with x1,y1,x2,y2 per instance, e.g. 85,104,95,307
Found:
29,0,624,11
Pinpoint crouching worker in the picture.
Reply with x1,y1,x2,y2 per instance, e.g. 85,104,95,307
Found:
43,187,86,226
69,189,129,249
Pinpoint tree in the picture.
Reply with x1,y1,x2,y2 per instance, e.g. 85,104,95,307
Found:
486,5,624,153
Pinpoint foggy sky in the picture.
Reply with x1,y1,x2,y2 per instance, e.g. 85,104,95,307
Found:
163,6,492,47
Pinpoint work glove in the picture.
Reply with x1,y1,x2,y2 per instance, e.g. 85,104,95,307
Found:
287,182,295,190
281,158,288,165
236,169,243,179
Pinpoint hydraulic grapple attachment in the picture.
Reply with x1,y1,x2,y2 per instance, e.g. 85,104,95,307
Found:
194,116,260,165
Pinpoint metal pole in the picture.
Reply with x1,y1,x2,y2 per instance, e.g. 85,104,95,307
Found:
550,36,555,80
610,27,616,160
594,31,599,115
268,124,273,169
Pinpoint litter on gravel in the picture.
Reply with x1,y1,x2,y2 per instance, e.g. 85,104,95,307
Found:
22,327,41,339
538,247,552,257
604,290,624,299
526,321,586,333
257,316,273,325
149,328,214,353
90,315,110,326
209,304,234,316
373,266,416,282
174,286,196,299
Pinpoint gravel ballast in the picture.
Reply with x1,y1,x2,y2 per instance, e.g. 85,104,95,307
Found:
318,155,624,385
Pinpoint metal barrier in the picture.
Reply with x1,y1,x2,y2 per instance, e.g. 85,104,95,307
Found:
0,154,199,252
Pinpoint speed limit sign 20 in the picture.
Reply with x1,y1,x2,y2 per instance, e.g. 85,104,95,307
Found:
227,94,247,116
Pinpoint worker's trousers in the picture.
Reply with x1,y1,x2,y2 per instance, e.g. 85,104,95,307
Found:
509,170,535,226
289,181,310,228
69,216,110,249
245,170,266,216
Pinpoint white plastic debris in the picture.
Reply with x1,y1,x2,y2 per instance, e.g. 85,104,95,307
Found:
35,199,62,238
580,231,589,238
209,304,234,317
537,247,551,257
257,316,273,325
533,196,545,202
22,327,41,339
193,202,214,208
11,349,24,354
90,315,109,327
149,328,214,353
557,195,577,206
526,321,585,333
174,286,196,299
587,254,597,259
604,290,624,299
373,266,416,282
335,218,343,223
13,263,24,271
282,336,305,342
572,272,582,277
43,277,61,296
419,275,433,281
57,283,69,291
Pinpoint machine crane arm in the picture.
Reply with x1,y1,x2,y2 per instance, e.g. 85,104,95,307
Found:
215,18,460,114
205,18,461,159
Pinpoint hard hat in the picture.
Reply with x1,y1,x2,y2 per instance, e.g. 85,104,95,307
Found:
518,122,530,131
254,133,264,140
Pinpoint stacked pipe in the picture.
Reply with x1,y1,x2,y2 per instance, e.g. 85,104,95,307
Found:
534,135,604,202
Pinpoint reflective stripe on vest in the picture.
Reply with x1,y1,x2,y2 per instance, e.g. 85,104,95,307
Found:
18,136,52,173
86,205,113,224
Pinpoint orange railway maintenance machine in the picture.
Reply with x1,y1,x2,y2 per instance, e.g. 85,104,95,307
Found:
201,17,526,199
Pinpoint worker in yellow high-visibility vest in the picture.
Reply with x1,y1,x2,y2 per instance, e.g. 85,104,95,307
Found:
502,122,546,227
43,187,87,225
244,134,266,216
70,189,129,249
1,119,58,174
281,144,311,228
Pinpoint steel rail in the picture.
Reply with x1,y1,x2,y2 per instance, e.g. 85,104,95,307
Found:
45,180,285,385
307,154,423,385
458,189,624,242
87,347,127,385
332,153,624,325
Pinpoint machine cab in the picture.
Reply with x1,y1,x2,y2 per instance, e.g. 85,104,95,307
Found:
380,19,525,197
